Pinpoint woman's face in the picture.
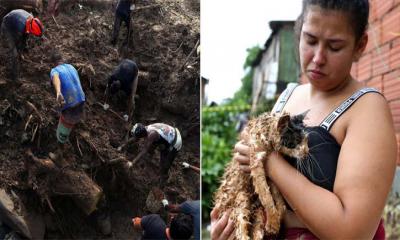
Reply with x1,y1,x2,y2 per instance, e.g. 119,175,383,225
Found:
299,6,367,90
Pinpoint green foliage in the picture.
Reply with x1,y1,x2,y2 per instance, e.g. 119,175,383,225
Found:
231,69,253,104
201,109,238,222
231,46,262,105
201,45,263,223
251,97,276,117
243,46,262,69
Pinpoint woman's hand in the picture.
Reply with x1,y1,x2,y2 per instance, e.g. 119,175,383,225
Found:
210,208,234,240
233,139,251,173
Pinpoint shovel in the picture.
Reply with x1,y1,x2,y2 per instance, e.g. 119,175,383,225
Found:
95,102,126,122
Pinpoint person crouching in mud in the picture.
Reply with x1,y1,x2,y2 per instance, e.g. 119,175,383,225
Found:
126,123,182,189
105,59,139,122
1,9,44,81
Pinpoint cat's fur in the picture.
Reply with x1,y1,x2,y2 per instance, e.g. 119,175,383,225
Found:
213,112,309,239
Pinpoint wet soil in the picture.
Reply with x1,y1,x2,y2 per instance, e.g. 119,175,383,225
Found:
0,0,199,238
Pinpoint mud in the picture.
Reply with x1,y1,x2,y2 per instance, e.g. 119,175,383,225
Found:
0,0,199,238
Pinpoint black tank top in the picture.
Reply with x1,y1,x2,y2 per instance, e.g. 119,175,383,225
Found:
273,83,380,191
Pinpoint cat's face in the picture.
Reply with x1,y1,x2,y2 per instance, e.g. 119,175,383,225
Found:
246,111,309,160
276,112,309,159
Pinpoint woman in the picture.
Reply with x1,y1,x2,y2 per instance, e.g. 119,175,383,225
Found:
211,0,397,239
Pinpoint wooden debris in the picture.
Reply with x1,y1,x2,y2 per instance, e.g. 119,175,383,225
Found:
52,15,60,29
25,114,33,131
134,4,161,11
45,196,56,213
31,124,39,142
180,39,200,71
76,137,83,157
26,151,103,215
26,101,43,122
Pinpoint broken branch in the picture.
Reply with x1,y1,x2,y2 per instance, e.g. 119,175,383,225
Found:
108,156,127,164
134,4,160,11
76,137,83,157
31,124,39,142
45,196,56,213
25,114,33,131
52,15,60,28
26,101,43,122
180,39,200,71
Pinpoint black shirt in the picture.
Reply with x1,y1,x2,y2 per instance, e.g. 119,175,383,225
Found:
141,214,167,240
116,0,132,20
286,126,340,192
108,59,138,95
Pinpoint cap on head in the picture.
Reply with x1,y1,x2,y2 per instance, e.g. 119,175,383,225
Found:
131,123,147,138
27,17,44,37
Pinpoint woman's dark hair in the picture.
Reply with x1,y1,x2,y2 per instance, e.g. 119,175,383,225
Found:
295,0,369,43
169,214,193,240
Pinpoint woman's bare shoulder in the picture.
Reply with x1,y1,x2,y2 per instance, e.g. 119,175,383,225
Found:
350,91,391,121
283,83,310,110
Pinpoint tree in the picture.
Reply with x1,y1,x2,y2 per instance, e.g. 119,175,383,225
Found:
231,46,262,105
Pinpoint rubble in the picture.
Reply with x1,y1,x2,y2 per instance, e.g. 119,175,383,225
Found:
0,0,199,238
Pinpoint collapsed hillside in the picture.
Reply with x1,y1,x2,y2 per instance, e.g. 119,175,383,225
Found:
0,0,199,238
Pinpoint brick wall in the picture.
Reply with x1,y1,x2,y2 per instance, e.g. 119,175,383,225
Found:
352,0,400,165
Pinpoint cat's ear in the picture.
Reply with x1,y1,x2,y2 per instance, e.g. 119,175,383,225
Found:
291,110,310,126
277,114,290,133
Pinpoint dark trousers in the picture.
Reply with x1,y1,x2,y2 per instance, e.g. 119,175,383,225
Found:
159,148,178,189
0,24,22,81
111,14,131,44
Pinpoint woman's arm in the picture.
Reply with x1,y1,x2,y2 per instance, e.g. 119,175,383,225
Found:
266,94,397,239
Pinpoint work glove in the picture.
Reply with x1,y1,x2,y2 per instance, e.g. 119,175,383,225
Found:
123,114,129,122
162,199,169,208
103,103,109,110
126,161,133,168
182,162,190,169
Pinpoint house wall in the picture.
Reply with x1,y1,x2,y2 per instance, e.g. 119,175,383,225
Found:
352,0,400,165
278,26,300,91
251,36,280,111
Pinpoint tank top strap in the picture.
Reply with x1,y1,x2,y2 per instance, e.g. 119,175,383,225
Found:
320,87,381,131
272,83,299,114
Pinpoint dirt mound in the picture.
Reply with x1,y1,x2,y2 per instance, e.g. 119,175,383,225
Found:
0,0,199,238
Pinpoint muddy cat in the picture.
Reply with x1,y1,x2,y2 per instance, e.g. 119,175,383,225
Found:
213,111,309,240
